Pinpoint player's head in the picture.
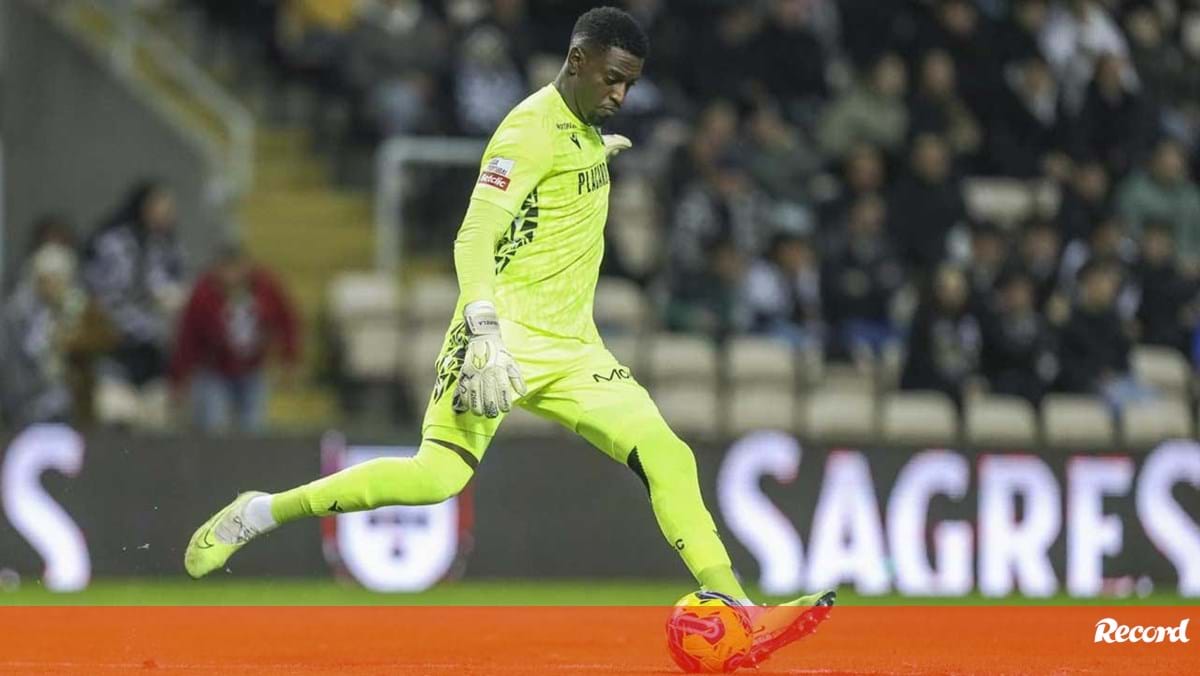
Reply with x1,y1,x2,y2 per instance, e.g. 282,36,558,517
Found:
563,7,647,125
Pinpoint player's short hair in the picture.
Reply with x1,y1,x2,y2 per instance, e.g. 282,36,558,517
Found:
571,7,649,59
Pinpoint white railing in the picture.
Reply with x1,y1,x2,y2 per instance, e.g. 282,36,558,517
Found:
54,0,254,202
374,136,486,271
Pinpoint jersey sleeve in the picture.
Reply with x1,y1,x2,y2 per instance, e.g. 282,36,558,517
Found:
469,109,554,215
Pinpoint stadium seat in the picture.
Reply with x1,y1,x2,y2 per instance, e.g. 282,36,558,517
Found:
814,362,876,395
647,334,719,387
802,389,877,446
602,334,644,375
1041,395,1115,449
408,275,460,328
726,385,797,437
726,336,797,387
1122,399,1193,448
344,320,404,381
878,343,906,392
653,385,720,439
328,271,400,323
1131,345,1191,398
593,276,648,335
962,178,1058,226
880,391,959,447
964,395,1039,449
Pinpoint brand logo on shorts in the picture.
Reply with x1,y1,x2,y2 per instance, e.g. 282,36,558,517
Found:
592,367,632,383
1093,618,1190,643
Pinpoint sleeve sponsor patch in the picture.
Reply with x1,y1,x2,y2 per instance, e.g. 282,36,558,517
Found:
478,157,516,191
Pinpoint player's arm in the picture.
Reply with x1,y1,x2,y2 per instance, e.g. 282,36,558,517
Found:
450,112,553,418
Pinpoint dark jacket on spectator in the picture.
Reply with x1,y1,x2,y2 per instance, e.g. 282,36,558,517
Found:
979,303,1058,404
1070,81,1155,179
887,175,966,269
1056,304,1131,393
169,268,300,385
900,302,982,403
1133,259,1197,353
984,69,1068,177
820,237,905,330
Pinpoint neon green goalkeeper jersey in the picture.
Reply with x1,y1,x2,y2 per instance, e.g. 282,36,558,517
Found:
467,84,611,344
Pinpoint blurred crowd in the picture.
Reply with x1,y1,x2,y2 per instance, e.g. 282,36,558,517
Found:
190,0,1200,412
0,183,300,433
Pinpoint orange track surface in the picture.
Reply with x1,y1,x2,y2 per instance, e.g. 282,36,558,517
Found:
1,606,1196,674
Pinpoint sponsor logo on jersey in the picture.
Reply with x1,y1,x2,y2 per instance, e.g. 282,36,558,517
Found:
556,122,575,130
1094,618,1190,643
478,157,516,191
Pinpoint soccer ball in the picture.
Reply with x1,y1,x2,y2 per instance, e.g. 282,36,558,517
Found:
665,591,754,673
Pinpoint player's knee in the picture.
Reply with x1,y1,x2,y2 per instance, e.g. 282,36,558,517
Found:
413,438,476,504
629,425,698,489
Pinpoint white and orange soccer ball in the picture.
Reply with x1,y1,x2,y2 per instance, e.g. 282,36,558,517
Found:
665,591,754,673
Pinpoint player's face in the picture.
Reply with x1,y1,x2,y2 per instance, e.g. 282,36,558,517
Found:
577,46,643,125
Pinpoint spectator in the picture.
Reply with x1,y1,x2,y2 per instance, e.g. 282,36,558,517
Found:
1132,221,1199,354
821,194,905,361
1058,215,1136,311
986,55,1070,178
170,245,300,433
979,267,1059,404
665,238,748,339
343,0,448,137
1123,4,1199,110
82,182,186,427
669,150,770,289
994,0,1051,68
685,3,762,103
0,245,86,428
1071,53,1156,179
912,0,995,112
755,0,829,113
1057,158,1111,242
1016,219,1066,318
819,143,886,243
453,25,527,135
666,100,739,202
1056,258,1156,411
888,133,967,269
1116,138,1200,267
817,51,909,160
1040,0,1131,112
276,0,357,81
743,101,822,206
965,221,1011,314
908,49,983,164
900,264,982,406
743,232,823,347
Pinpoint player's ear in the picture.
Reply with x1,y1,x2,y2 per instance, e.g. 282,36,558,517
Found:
567,44,586,76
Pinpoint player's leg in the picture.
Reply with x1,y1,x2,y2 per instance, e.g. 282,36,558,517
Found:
184,320,502,579
524,345,746,600
529,342,834,661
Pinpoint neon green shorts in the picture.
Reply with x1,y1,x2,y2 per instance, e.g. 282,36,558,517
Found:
421,318,658,464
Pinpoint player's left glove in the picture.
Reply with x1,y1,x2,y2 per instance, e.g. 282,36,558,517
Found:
453,301,527,418
602,133,632,158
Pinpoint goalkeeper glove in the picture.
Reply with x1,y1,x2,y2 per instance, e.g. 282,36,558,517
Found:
452,301,527,418
602,133,632,158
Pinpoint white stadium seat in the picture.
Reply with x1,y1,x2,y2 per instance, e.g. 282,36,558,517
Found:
726,385,797,436
648,334,718,387
1131,345,1191,398
726,337,797,386
593,276,648,335
964,395,1038,449
1041,395,1115,449
803,389,877,445
880,391,959,447
1123,399,1193,447
653,385,720,439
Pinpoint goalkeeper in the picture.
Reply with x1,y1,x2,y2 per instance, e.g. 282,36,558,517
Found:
184,6,831,664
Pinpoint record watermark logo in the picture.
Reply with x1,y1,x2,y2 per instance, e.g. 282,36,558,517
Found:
1094,618,1190,643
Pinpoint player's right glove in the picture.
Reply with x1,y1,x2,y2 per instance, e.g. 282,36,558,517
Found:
452,301,527,418
602,133,632,158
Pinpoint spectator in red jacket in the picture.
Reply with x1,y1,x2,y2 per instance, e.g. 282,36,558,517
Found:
170,244,299,433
